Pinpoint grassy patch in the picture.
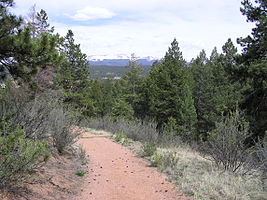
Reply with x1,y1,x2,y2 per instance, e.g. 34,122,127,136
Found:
156,147,267,200
142,143,157,157
75,170,87,177
82,127,109,135
113,131,131,146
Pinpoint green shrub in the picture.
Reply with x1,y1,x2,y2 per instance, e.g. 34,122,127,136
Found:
75,170,87,177
151,151,163,167
142,143,157,157
159,151,179,170
78,147,87,166
114,131,130,145
0,123,50,189
150,150,179,170
114,131,125,142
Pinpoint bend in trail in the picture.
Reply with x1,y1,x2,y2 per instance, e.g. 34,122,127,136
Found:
76,131,188,200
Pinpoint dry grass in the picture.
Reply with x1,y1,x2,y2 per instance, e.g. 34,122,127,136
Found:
156,147,267,200
86,118,267,200
81,127,109,135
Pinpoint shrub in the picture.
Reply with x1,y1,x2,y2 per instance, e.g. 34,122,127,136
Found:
78,147,87,166
253,136,267,191
12,90,60,139
1,85,81,154
203,109,253,173
89,116,160,144
142,143,157,157
159,151,179,170
48,107,81,154
114,131,130,145
150,151,163,167
75,170,87,177
150,150,179,170
0,122,50,189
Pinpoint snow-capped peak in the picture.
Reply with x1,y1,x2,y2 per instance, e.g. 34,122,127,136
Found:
88,54,130,61
88,54,159,61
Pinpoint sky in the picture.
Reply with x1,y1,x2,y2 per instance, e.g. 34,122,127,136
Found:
11,0,254,61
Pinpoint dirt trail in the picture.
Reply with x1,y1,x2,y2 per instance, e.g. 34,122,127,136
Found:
76,131,188,200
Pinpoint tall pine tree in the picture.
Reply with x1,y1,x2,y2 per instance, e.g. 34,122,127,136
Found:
237,0,267,139
147,39,196,135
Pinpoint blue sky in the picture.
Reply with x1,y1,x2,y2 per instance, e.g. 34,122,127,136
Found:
12,0,253,60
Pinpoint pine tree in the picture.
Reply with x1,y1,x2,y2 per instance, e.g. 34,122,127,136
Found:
191,50,214,138
0,0,23,76
192,41,242,140
57,30,89,93
26,6,54,38
237,0,267,139
120,53,143,117
0,1,60,84
147,38,197,135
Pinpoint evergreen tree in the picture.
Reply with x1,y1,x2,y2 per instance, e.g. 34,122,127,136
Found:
191,50,214,138
192,41,242,140
120,53,143,117
147,39,197,135
237,0,267,139
111,98,134,120
56,30,91,117
57,30,89,93
0,0,22,76
0,1,60,84
26,6,54,38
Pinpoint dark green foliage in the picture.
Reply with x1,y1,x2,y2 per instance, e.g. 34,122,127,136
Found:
117,54,144,118
238,0,267,64
191,41,242,140
0,121,50,189
111,98,134,120
57,30,89,93
146,39,197,135
26,6,54,38
142,143,157,157
237,0,267,139
0,3,61,83
75,170,86,177
55,30,92,117
0,0,22,67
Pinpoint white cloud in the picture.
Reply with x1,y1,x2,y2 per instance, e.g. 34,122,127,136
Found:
53,12,252,61
12,0,253,60
70,6,116,21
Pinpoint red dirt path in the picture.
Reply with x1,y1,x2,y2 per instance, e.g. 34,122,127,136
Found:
76,131,188,200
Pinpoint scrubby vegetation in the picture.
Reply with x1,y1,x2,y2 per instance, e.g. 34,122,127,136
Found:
0,0,84,192
88,117,267,199
0,0,266,199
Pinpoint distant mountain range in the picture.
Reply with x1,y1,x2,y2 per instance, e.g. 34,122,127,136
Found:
88,54,159,66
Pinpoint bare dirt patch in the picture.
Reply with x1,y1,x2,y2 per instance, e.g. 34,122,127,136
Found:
0,152,85,200
76,130,188,200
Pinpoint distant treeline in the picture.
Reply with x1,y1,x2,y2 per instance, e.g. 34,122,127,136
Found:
89,65,151,79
